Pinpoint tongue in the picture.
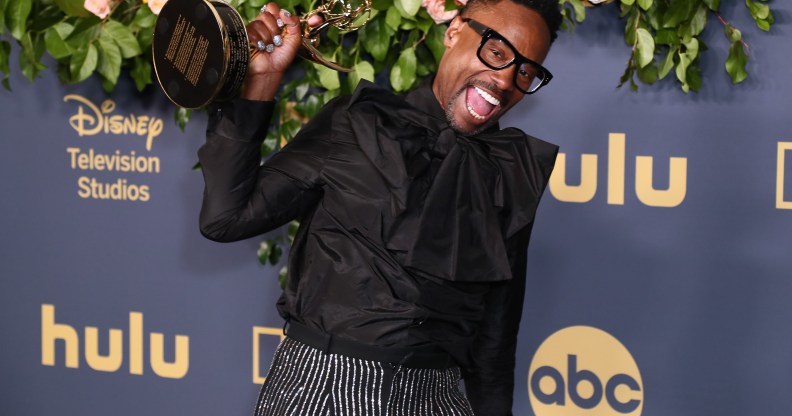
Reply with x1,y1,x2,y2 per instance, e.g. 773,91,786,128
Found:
467,87,494,117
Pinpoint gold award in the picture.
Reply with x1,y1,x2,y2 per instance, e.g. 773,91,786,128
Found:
153,0,371,109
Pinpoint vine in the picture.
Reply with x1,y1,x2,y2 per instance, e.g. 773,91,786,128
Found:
0,0,776,277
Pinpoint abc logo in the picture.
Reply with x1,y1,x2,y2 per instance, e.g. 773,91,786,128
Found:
528,326,643,416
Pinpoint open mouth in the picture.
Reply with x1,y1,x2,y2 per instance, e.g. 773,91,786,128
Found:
465,85,501,121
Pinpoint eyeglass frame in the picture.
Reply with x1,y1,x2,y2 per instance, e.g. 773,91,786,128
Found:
461,18,553,95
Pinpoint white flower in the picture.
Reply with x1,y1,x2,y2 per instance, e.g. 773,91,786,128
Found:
422,0,460,24
83,0,113,19
146,0,169,15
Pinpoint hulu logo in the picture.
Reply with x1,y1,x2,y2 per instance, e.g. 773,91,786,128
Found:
549,133,688,208
41,304,189,379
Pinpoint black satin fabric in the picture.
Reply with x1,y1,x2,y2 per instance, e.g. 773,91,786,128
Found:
198,80,558,415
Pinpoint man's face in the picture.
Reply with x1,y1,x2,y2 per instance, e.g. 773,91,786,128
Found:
433,1,552,134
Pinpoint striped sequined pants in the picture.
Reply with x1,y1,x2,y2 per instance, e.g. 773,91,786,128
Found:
254,337,475,416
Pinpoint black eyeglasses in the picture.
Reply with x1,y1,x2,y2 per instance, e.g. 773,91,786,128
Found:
462,18,552,95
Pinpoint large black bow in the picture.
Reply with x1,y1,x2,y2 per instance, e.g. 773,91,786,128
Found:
346,81,557,283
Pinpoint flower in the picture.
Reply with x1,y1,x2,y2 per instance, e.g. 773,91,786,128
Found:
422,0,467,24
146,0,169,15
83,0,113,19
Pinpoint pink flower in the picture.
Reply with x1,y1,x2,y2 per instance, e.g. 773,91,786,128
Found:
422,0,463,24
146,0,169,15
84,0,113,19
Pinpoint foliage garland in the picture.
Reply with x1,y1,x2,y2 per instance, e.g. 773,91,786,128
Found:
0,0,775,280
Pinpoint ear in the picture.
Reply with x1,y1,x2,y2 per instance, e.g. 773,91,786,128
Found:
444,15,464,48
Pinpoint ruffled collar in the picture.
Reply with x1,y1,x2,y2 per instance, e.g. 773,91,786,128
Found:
345,80,558,283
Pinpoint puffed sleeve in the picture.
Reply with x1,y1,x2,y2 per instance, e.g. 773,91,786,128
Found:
198,98,332,242
463,225,532,416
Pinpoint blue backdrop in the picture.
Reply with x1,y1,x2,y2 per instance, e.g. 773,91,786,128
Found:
2,3,790,415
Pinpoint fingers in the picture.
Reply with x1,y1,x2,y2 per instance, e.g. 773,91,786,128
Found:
248,5,301,53
307,14,323,28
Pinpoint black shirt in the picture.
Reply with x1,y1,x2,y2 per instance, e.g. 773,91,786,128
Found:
198,80,557,415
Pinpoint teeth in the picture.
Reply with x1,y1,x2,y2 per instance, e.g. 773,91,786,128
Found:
467,104,485,120
474,86,500,106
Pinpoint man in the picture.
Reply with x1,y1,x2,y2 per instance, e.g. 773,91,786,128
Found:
198,0,561,414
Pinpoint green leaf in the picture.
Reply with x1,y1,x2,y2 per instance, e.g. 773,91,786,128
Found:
360,16,393,62
19,33,47,81
636,63,658,84
7,0,32,40
54,0,90,17
257,240,272,265
746,0,769,20
756,18,770,32
570,0,586,23
130,5,157,30
104,20,142,58
0,0,6,34
688,5,707,36
658,46,677,79
69,42,98,83
663,0,696,28
287,221,299,244
316,62,340,90
348,60,375,90
724,25,741,43
390,47,416,92
624,9,638,45
296,94,322,118
385,6,401,31
278,265,288,289
97,32,121,86
637,0,653,11
675,49,691,92
426,23,446,64
654,28,676,45
396,0,421,17
296,82,309,100
45,25,74,59
702,0,720,11
682,37,699,62
622,0,635,6
686,65,701,91
415,12,433,32
27,6,64,32
175,108,191,131
268,244,283,264
65,16,101,49
130,55,151,91
725,41,748,84
635,28,655,68
0,40,11,90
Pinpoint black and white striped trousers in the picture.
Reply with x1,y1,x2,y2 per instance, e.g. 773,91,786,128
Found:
254,337,475,416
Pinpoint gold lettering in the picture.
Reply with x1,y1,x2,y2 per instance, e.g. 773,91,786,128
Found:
64,95,102,136
777,142,792,209
608,133,626,205
549,153,598,203
109,115,124,135
67,147,80,168
129,311,144,375
146,118,163,151
150,333,190,379
252,326,286,384
85,327,123,372
63,95,164,151
635,156,688,207
41,304,79,368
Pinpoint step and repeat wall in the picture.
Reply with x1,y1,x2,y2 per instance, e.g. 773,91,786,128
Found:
1,3,790,416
